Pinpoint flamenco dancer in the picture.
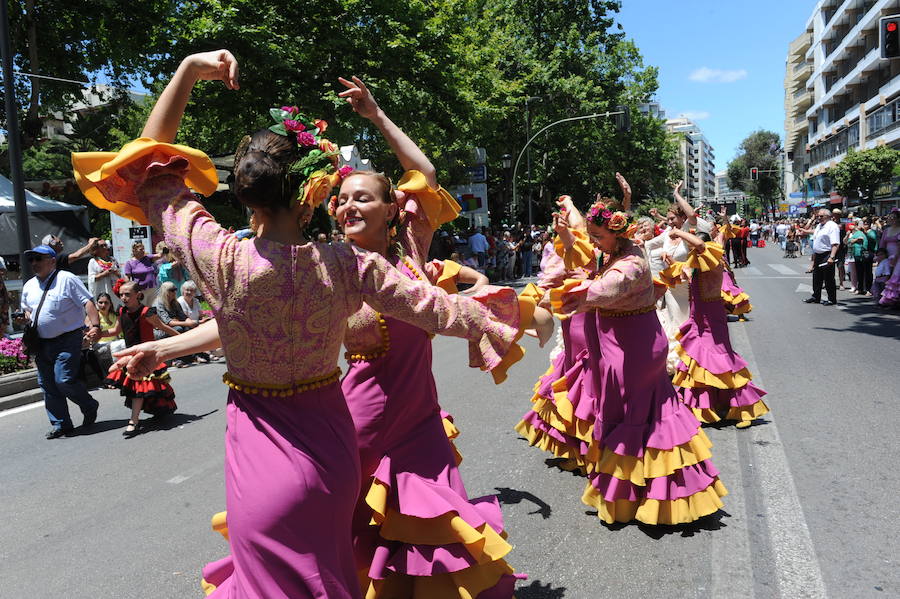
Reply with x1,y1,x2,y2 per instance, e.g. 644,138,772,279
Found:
516,173,633,473
643,181,713,373
84,50,544,599
76,50,538,599
542,200,727,525
878,208,900,306
714,212,753,319
135,75,549,598
101,280,180,436
658,229,769,429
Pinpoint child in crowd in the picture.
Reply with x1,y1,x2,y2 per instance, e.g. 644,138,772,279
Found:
872,248,891,303
100,281,181,436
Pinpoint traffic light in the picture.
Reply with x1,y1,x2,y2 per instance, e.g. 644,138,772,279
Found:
750,167,759,180
881,15,900,59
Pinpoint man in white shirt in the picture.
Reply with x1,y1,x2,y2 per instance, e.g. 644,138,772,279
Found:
801,209,841,305
20,245,102,438
775,222,789,249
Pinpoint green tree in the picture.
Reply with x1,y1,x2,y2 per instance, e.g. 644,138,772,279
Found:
828,146,900,202
727,130,781,216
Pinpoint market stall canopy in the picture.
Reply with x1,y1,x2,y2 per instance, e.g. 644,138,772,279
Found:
0,174,89,260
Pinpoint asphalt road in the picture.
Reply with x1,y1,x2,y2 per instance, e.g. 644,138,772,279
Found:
0,243,896,598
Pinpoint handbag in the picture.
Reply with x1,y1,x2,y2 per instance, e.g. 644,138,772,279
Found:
22,269,59,355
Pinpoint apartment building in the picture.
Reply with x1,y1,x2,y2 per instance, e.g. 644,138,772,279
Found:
666,117,716,205
792,0,900,213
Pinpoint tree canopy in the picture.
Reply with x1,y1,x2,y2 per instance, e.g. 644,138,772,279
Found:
828,146,900,202
726,129,782,217
6,0,678,226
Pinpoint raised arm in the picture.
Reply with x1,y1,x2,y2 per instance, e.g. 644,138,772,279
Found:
669,228,706,254
673,180,697,225
142,50,239,143
338,76,436,188
68,238,100,262
615,172,632,212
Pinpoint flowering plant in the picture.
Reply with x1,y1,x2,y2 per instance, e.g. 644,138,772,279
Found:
0,337,30,375
585,200,632,235
265,105,355,208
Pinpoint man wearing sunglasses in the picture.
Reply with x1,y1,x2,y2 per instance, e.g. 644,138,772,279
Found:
19,244,102,439
799,209,841,306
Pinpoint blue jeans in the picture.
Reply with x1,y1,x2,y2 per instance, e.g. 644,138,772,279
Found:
521,251,534,278
35,329,99,430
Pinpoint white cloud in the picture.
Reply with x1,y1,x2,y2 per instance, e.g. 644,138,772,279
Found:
689,67,748,83
678,111,711,121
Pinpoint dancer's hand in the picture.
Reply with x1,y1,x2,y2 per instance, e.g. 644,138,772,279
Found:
523,305,554,347
552,211,576,250
112,342,163,380
184,50,240,90
556,195,585,231
338,76,380,120
615,172,631,206
673,179,684,194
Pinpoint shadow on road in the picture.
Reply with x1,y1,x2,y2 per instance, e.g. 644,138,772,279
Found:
813,296,900,340
494,487,552,519
515,579,567,598
543,457,585,477
587,509,731,539
703,418,771,431
69,410,218,437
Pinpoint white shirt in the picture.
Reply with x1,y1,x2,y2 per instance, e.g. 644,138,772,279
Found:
20,270,93,338
812,220,841,254
178,296,200,321
776,224,789,236
813,220,841,254
87,257,120,300
749,222,760,233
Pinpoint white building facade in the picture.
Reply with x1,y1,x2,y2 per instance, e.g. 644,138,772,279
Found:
794,0,900,213
666,117,716,206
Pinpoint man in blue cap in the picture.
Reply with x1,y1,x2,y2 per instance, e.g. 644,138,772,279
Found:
20,244,102,438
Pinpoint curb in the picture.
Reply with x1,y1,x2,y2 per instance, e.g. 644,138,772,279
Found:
0,388,44,412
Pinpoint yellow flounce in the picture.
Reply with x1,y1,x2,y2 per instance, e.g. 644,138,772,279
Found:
362,560,515,599
548,278,585,315
593,429,715,485
488,283,541,385
657,261,689,287
684,242,725,272
72,137,218,224
434,260,463,295
553,229,595,270
673,346,754,389
396,170,461,229
582,478,728,525
725,399,770,422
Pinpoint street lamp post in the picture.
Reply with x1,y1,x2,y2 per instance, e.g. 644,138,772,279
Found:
523,97,542,229
512,107,629,229
501,154,512,224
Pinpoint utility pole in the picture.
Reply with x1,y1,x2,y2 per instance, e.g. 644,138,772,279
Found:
524,96,541,229
0,0,32,277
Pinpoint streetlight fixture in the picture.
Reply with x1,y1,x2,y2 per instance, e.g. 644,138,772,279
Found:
512,106,630,229
501,154,512,224
501,154,512,170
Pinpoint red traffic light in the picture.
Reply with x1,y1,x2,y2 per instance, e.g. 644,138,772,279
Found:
888,22,898,32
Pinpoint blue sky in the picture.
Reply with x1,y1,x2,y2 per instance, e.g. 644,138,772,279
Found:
617,0,817,169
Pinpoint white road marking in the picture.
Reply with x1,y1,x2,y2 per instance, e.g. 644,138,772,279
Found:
0,401,44,419
741,266,763,276
167,474,191,485
795,283,813,294
729,324,828,598
769,264,801,275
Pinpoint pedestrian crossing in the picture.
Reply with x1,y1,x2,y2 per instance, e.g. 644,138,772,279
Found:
732,263,808,277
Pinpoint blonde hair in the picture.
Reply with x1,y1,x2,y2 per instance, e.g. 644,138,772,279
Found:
156,281,178,310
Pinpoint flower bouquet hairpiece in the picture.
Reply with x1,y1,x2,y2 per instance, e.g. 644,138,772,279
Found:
585,200,632,236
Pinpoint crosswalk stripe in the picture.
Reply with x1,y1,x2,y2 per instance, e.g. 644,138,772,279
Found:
795,283,813,294
769,264,800,275
741,266,763,276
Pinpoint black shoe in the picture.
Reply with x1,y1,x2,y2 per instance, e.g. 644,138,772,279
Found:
81,409,98,429
803,297,820,304
821,300,837,306
46,426,73,439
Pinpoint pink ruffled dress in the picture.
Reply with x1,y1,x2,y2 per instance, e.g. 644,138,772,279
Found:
661,244,770,425
341,174,528,598
72,141,528,599
539,236,727,525
879,228,900,305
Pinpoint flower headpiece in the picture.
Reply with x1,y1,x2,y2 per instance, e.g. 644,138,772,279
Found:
585,200,632,236
235,106,354,209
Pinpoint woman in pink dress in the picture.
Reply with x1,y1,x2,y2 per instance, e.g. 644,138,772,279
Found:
547,201,727,525
878,209,900,306
658,229,769,429
75,51,533,599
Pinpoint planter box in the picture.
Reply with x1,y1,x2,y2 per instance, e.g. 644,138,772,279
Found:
0,368,39,398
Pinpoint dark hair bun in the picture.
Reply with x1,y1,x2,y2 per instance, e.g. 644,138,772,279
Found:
234,129,298,211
